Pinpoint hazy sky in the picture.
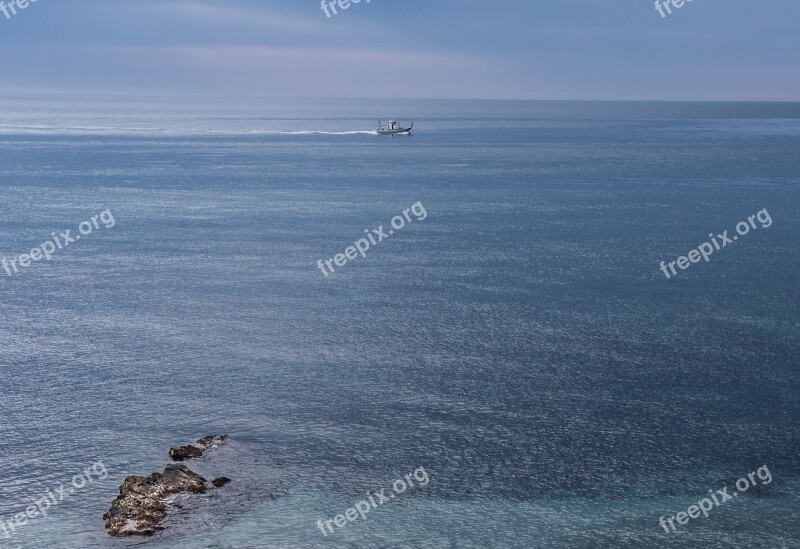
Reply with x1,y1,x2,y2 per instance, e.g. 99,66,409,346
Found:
1,0,798,100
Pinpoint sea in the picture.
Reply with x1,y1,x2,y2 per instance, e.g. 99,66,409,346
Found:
0,97,798,548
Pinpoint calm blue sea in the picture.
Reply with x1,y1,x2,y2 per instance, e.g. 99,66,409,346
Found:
0,98,798,548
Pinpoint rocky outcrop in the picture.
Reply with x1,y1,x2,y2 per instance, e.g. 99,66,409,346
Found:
104,464,207,536
168,435,229,462
168,445,203,461
105,436,232,537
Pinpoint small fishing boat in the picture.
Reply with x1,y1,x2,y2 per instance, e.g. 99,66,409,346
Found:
377,119,413,135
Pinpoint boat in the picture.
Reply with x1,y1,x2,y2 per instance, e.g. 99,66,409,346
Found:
377,119,413,135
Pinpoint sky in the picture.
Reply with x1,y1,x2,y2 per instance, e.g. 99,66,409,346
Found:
0,0,798,100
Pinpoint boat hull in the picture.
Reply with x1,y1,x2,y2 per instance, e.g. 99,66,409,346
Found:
377,127,413,135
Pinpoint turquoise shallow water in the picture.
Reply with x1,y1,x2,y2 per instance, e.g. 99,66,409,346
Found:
0,98,798,548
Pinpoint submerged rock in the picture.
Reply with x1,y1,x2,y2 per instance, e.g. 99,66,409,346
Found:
197,434,229,447
212,476,232,488
104,464,207,537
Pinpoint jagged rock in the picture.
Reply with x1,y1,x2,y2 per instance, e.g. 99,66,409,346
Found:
212,476,232,488
104,464,207,537
168,445,204,461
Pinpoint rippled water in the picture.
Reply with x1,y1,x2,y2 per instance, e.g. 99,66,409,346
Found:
0,98,798,548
